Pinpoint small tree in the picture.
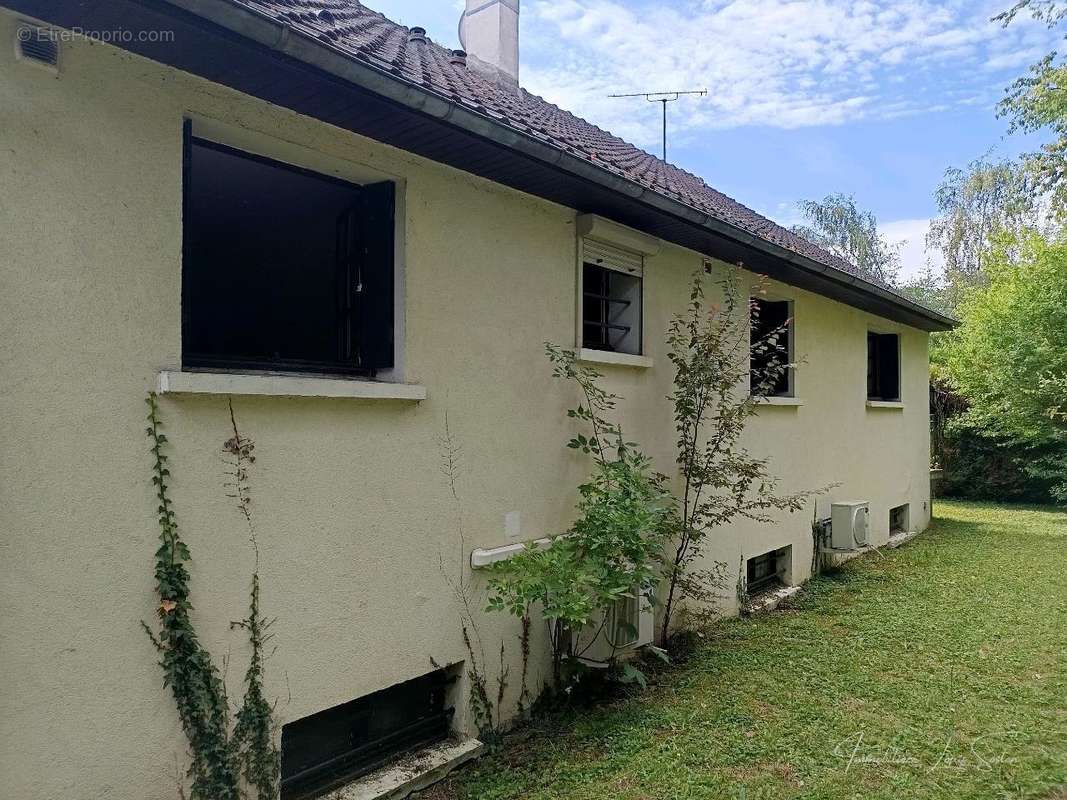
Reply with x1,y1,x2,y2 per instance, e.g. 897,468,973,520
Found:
659,268,821,642
486,345,671,690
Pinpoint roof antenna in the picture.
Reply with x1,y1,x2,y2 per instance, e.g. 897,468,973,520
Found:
607,89,707,162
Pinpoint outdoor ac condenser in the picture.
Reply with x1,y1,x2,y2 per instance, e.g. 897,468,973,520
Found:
573,590,655,666
831,501,870,550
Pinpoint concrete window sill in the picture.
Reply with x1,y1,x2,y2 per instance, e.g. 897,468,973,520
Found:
754,396,804,407
866,400,904,410
157,370,426,401
471,537,554,568
577,348,653,369
324,737,484,800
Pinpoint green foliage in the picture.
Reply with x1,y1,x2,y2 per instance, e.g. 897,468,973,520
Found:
142,394,241,800
943,233,1067,501
939,416,1060,504
791,193,900,285
998,2,1067,212
223,403,280,798
143,394,279,799
486,345,671,689
435,412,514,740
659,270,821,641
231,574,280,798
924,157,1043,313
442,501,1067,800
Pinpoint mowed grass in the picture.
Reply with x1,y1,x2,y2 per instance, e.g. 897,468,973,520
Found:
431,501,1067,800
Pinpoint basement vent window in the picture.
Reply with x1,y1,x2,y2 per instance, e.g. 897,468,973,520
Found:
15,24,59,69
746,547,788,595
280,667,456,800
182,123,395,377
750,298,792,397
581,240,643,355
867,332,900,401
890,503,910,535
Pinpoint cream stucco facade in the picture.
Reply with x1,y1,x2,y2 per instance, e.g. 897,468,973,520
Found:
0,12,932,799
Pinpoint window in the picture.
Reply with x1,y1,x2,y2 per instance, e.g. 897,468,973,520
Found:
182,126,395,376
581,240,643,355
746,547,788,595
890,503,910,534
867,332,900,401
750,298,792,397
280,668,454,799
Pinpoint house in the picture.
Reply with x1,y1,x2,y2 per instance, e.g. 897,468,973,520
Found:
0,1,954,798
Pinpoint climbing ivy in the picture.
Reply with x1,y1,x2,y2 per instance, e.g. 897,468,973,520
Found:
224,401,280,798
142,393,240,800
142,394,279,799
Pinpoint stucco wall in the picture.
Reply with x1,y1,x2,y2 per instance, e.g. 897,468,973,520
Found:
0,14,930,799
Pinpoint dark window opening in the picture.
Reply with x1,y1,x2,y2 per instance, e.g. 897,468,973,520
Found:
890,503,910,535
182,126,395,376
280,668,455,800
746,548,787,595
867,332,900,401
750,298,791,397
582,263,642,355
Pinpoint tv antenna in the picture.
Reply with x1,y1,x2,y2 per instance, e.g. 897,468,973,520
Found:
607,89,707,162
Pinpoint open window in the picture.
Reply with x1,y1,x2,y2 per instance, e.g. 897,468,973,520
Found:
581,240,643,355
867,332,900,401
181,124,395,376
750,298,792,397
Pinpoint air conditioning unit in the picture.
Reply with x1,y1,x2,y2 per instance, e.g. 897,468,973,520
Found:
573,590,654,666
831,501,870,550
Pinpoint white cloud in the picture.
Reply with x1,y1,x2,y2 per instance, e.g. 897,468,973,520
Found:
880,217,943,280
517,0,1059,150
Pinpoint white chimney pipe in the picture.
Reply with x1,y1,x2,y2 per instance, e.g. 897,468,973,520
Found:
458,0,519,87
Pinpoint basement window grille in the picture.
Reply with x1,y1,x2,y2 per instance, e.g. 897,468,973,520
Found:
280,668,455,800
746,548,786,595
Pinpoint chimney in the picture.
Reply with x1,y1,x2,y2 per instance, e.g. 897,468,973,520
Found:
458,0,519,87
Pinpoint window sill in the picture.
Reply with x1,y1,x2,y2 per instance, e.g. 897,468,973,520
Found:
157,370,426,401
754,396,804,407
577,348,653,369
470,537,554,568
866,400,904,410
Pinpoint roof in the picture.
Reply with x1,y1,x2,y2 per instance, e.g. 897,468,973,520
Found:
234,0,882,286
6,0,955,330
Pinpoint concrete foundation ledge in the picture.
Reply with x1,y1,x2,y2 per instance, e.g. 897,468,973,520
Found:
744,584,802,616
324,737,484,800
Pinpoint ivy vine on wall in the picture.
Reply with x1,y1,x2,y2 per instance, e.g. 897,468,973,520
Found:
142,393,279,799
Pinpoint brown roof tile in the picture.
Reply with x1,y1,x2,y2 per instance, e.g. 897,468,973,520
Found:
233,0,886,286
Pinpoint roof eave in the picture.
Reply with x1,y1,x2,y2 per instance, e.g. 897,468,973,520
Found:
7,0,957,332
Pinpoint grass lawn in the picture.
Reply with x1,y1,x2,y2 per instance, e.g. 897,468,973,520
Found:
430,501,1067,800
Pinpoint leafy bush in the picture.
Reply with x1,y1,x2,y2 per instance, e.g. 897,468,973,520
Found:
486,345,671,690
943,232,1067,502
939,416,1060,504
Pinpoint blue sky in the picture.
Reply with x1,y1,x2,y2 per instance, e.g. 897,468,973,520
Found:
369,0,1056,277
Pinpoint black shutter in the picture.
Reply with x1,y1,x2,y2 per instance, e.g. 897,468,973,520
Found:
356,181,395,370
180,119,192,365
867,332,879,399
336,207,359,364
